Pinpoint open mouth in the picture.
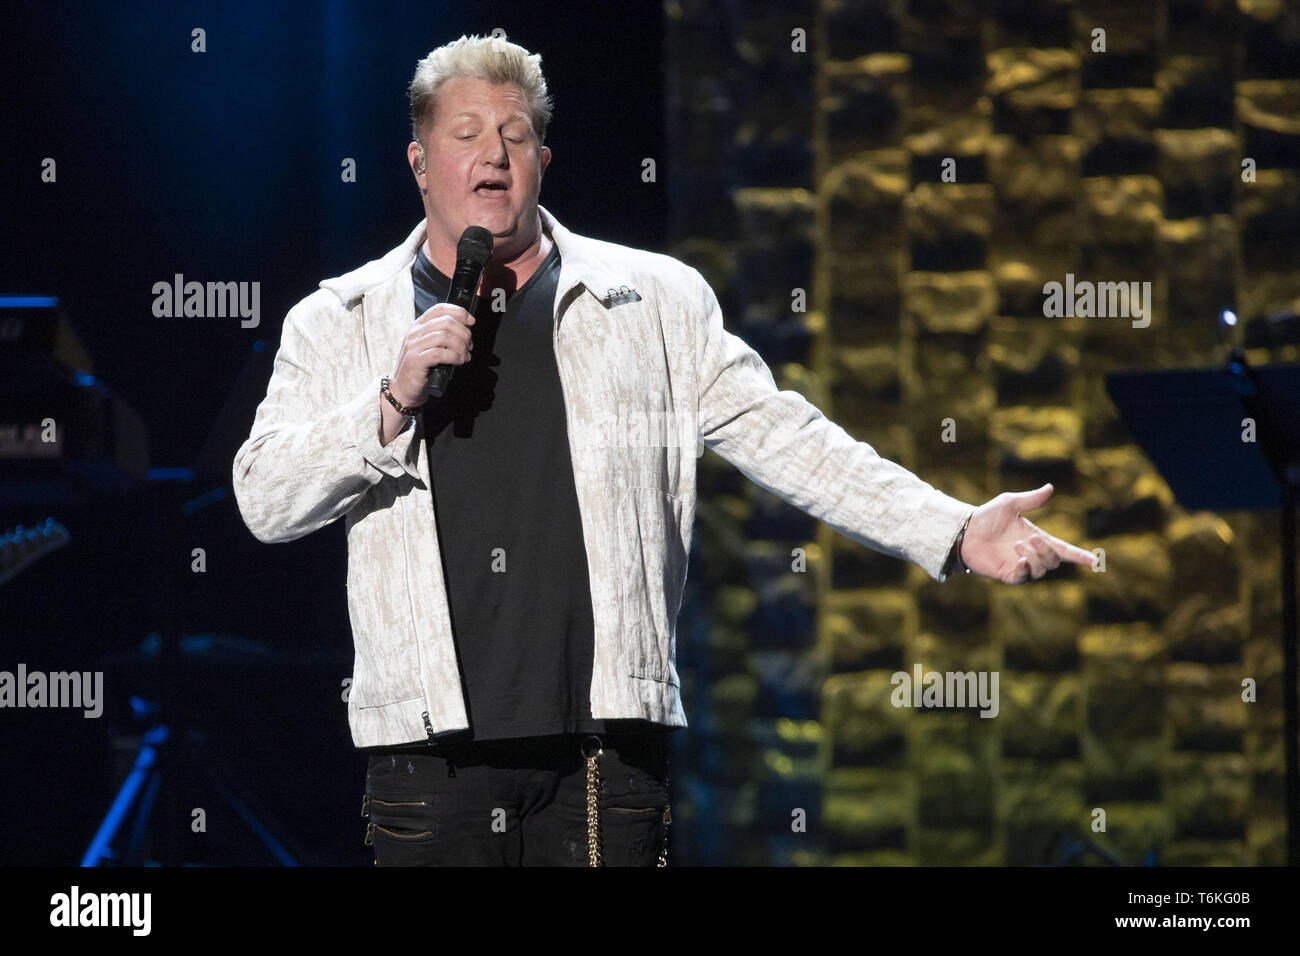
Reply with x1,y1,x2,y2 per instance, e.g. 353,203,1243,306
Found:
474,182,508,193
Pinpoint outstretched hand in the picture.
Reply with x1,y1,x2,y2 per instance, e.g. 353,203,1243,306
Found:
960,484,1094,584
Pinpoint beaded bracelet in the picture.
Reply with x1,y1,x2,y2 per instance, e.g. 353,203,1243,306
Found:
380,376,422,416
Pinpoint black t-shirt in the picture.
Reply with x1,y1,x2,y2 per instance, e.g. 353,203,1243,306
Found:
408,242,665,747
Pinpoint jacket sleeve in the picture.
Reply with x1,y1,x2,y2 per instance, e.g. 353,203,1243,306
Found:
231,298,422,544
689,266,974,581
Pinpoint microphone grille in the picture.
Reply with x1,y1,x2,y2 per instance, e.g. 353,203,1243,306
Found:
457,226,494,265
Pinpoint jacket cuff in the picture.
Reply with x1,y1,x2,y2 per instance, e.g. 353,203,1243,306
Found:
343,376,422,481
919,492,977,582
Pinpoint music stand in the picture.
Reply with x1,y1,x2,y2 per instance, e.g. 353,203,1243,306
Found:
1107,354,1300,866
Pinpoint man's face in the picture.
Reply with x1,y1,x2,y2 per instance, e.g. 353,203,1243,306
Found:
412,76,551,261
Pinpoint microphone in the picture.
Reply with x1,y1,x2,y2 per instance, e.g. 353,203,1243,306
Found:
427,225,493,398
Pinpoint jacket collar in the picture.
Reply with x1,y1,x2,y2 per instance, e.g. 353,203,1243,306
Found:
318,205,632,309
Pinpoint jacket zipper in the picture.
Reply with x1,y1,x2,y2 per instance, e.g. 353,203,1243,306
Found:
361,289,449,744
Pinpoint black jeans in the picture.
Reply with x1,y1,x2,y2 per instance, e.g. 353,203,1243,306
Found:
363,730,672,866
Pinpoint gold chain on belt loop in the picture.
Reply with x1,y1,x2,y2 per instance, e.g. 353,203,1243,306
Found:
582,735,603,867
583,733,673,867
658,742,671,867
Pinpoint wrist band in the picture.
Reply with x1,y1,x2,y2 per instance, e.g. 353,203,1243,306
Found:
381,376,422,416
945,515,972,578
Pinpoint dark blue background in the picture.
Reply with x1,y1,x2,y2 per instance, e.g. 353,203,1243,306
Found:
1,0,666,865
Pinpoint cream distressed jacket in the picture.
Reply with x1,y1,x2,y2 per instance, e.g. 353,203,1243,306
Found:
232,205,974,748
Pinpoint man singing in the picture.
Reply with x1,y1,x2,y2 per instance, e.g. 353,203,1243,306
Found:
232,34,1094,867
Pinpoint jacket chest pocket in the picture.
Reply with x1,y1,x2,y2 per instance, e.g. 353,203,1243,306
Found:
561,320,695,489
562,301,685,413
615,486,686,685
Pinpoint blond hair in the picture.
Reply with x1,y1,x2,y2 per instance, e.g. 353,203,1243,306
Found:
409,34,553,147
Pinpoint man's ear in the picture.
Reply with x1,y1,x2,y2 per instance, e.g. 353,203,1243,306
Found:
407,141,426,182
539,145,551,183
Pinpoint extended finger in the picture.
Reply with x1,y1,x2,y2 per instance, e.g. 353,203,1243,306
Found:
1051,537,1096,566
1022,520,1094,566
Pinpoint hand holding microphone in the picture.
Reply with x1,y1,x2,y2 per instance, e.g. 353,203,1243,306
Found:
386,226,494,413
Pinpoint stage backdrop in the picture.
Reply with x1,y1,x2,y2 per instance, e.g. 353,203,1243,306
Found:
662,0,1300,865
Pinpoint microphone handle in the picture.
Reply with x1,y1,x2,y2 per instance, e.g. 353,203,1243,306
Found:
426,261,483,398
426,365,454,398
